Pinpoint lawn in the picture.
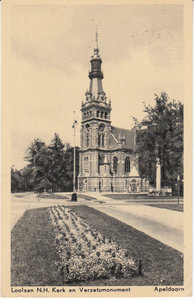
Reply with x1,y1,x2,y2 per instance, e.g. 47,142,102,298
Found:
37,193,69,200
11,205,183,286
145,204,184,212
11,208,63,286
103,193,180,200
77,194,97,201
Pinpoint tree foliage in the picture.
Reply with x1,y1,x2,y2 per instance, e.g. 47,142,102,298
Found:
12,134,79,193
135,92,183,194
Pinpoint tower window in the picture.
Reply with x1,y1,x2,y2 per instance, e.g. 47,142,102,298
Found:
98,124,105,147
86,124,90,147
113,157,118,173
84,156,89,172
102,134,104,146
90,111,92,117
86,135,90,147
125,157,130,173
101,111,104,118
97,111,100,117
86,124,90,132
98,134,105,147
105,112,107,119
87,112,89,118
98,134,101,146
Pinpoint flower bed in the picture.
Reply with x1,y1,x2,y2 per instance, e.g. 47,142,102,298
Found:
49,205,137,283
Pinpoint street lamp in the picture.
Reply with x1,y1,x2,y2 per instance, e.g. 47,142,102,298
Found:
72,111,78,193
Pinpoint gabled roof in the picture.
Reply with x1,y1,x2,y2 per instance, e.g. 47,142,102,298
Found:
109,126,136,150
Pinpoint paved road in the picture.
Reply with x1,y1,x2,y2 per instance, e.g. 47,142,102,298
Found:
11,192,184,253
91,204,183,252
11,193,74,229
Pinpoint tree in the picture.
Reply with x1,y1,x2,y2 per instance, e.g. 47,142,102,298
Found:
63,146,79,191
134,92,183,194
11,135,80,193
11,167,25,192
20,166,34,191
24,138,51,192
47,133,67,192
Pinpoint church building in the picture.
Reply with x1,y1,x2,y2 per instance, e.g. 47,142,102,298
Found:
78,34,149,193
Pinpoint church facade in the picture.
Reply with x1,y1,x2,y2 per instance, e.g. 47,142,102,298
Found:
78,38,149,193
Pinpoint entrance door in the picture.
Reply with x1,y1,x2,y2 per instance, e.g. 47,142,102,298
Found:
99,181,101,193
131,179,137,192
84,179,87,191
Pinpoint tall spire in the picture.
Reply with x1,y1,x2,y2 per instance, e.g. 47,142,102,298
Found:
95,24,98,49
81,29,111,114
94,24,99,56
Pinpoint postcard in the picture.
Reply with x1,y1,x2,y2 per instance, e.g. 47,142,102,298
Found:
1,0,192,297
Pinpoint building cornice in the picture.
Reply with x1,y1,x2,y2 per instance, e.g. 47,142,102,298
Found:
81,117,111,124
80,148,133,154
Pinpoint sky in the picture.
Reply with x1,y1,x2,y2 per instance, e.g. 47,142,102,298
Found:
9,4,183,169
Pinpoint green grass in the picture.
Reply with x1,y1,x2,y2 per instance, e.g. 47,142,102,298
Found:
37,193,69,200
11,208,63,286
77,194,97,200
71,206,183,286
11,205,183,286
145,204,184,212
103,194,179,200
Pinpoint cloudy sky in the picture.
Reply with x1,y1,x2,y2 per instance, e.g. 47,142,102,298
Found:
9,3,183,169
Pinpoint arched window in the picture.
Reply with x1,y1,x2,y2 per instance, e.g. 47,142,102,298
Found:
86,124,90,132
85,124,90,147
125,157,130,173
84,157,89,172
87,111,89,118
113,157,118,173
90,111,92,117
101,111,104,118
97,111,100,117
98,134,101,146
98,124,105,147
105,112,107,119
86,135,89,147
102,134,104,146
98,134,105,147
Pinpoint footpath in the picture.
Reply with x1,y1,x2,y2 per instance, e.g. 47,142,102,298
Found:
84,193,184,252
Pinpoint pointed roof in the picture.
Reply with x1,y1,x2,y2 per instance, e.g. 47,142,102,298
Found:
110,126,136,150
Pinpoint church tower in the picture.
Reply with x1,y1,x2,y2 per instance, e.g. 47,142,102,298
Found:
78,30,112,192
78,31,148,193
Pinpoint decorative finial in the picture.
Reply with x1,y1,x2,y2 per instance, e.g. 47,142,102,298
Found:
93,24,99,56
95,24,98,49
